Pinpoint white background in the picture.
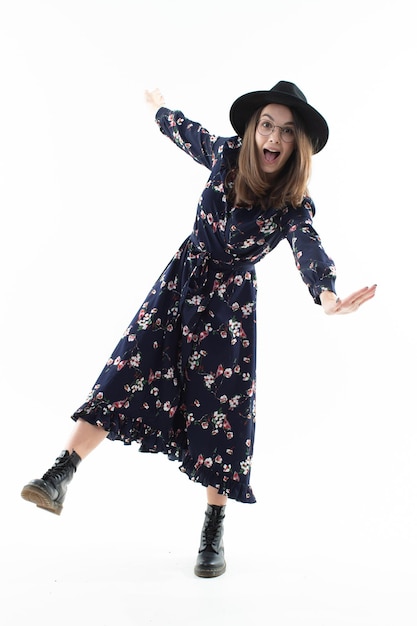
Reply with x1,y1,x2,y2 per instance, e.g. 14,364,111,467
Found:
1,1,416,625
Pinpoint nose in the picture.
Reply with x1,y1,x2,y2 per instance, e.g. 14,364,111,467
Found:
269,127,281,142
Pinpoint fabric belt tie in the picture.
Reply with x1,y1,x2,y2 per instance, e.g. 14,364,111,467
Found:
178,246,254,334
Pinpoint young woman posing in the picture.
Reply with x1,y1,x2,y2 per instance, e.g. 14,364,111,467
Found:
22,81,376,578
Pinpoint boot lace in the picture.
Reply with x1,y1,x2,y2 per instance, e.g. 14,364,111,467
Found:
202,512,224,552
42,454,74,482
204,524,220,549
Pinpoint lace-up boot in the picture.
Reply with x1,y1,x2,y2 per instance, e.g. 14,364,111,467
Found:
21,450,81,515
194,504,226,578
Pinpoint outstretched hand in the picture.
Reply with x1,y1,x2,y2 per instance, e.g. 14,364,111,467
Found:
320,285,377,315
145,88,165,113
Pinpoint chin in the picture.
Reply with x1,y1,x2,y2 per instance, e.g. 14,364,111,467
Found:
263,168,281,181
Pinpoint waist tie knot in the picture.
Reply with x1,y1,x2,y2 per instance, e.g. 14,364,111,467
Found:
178,244,255,332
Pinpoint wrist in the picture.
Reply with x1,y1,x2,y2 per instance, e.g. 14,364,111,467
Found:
319,290,338,312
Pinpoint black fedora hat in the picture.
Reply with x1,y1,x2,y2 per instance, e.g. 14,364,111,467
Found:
229,80,329,153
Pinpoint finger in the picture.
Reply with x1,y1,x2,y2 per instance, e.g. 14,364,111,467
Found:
356,291,377,307
346,286,372,303
345,285,377,306
338,286,376,313
352,286,377,307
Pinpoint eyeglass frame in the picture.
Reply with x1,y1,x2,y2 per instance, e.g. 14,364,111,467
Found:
256,118,296,143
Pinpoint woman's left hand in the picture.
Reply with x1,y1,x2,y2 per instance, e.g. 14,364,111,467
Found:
320,285,377,315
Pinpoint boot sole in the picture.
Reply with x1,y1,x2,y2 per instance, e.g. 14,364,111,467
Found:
21,484,63,516
194,562,226,578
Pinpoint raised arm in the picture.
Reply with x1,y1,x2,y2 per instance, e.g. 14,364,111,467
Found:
144,88,227,170
285,199,337,304
284,199,376,314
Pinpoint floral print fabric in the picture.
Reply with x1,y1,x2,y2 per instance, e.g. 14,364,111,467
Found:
71,108,336,503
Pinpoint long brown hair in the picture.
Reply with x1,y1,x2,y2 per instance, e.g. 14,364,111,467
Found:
227,107,313,210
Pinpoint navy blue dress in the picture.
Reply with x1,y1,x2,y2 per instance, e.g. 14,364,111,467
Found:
71,108,336,503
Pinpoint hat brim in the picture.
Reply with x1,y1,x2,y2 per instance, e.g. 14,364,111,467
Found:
229,90,329,154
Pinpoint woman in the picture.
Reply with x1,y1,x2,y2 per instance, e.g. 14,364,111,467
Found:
21,81,376,578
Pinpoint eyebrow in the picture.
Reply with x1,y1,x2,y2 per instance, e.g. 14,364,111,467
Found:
260,113,294,126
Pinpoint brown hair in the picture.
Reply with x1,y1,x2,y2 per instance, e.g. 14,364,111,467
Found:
227,108,313,210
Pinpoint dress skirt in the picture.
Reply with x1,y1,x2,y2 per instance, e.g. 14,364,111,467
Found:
72,237,258,503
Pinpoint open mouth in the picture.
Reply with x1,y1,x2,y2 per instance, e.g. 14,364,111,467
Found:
263,149,280,163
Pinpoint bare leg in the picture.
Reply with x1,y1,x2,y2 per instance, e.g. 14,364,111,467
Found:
206,485,228,507
64,418,108,459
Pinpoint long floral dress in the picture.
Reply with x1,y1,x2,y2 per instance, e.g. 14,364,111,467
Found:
71,108,336,503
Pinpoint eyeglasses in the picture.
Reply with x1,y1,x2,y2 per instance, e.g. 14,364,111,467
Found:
256,119,295,143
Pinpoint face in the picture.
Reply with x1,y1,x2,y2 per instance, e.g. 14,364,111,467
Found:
255,104,295,179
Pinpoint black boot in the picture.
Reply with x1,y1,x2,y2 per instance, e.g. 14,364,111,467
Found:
194,504,226,578
21,450,81,516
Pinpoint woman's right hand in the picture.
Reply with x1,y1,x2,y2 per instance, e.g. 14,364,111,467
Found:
320,285,377,315
145,88,165,113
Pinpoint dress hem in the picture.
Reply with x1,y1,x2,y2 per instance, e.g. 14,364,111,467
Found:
71,411,256,504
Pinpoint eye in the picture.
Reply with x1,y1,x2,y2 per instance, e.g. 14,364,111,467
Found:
282,127,294,136
260,120,273,130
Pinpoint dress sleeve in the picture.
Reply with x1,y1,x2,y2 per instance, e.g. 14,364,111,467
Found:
155,107,227,170
284,197,337,304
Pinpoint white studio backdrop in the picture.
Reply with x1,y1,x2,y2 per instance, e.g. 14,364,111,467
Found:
1,1,416,625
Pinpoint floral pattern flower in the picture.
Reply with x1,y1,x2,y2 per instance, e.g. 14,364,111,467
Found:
71,108,336,504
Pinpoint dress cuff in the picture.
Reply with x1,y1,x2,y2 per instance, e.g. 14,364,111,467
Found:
312,278,337,305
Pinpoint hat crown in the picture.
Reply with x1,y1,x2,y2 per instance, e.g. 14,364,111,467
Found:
271,81,307,104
